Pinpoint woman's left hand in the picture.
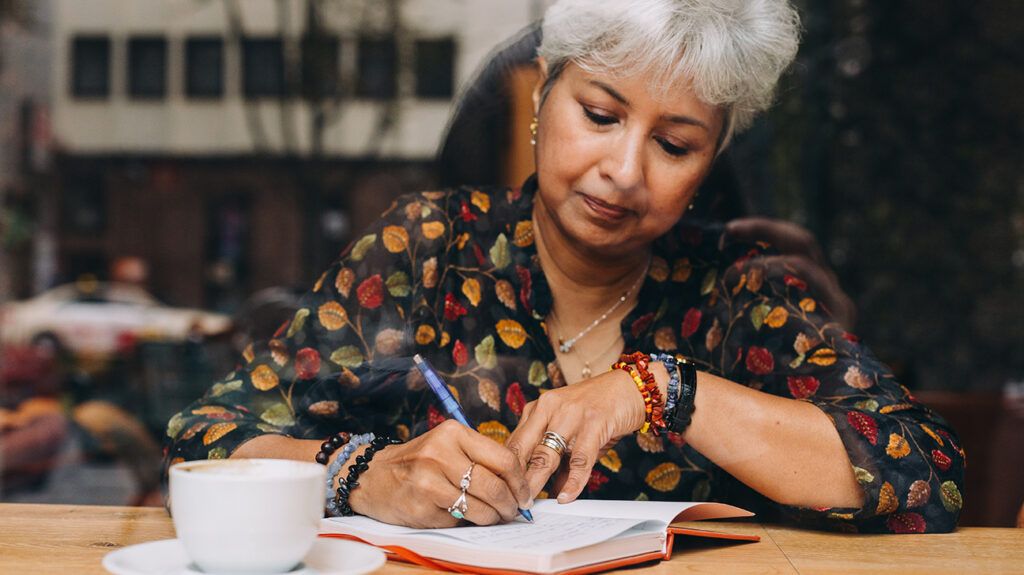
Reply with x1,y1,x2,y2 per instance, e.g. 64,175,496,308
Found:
505,368,649,503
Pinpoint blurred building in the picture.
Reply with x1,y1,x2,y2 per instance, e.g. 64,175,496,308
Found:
44,0,544,310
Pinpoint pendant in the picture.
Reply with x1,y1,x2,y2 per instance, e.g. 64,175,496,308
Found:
581,363,591,379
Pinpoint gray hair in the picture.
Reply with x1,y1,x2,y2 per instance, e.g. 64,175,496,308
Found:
538,0,801,148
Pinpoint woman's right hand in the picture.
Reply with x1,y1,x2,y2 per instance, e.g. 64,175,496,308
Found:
347,420,532,528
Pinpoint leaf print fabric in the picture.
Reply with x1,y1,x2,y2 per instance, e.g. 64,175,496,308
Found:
165,175,963,534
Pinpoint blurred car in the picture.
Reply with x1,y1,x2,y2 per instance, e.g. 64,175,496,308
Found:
0,280,232,361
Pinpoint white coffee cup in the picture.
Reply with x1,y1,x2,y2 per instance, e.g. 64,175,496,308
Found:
169,458,326,574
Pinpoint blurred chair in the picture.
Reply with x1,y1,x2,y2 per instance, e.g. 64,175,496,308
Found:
915,390,1024,527
71,400,163,506
133,339,234,436
0,346,68,493
0,398,70,492
230,286,302,355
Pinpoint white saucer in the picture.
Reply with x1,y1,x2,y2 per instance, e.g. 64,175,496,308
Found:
103,537,386,575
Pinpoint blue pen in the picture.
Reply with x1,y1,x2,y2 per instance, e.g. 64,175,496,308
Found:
413,354,534,523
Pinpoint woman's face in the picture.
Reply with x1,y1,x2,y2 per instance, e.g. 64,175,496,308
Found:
533,62,724,259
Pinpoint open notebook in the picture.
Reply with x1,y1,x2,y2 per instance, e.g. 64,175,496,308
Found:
320,499,758,575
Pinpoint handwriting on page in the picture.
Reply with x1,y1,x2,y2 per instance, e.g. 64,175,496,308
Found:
425,512,646,551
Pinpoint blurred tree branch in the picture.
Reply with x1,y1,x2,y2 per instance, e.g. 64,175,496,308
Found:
0,0,34,73
0,0,31,26
215,0,408,277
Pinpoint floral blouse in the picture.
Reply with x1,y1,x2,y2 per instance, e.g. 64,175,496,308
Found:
165,175,964,534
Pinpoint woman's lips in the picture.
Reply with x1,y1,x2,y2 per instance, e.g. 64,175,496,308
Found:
580,193,631,221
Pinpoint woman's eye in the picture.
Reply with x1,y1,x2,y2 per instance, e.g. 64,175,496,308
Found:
582,107,617,126
656,137,689,157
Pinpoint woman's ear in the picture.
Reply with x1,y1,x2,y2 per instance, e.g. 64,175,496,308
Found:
532,57,550,116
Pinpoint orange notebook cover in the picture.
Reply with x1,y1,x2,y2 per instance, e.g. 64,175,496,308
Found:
320,499,758,575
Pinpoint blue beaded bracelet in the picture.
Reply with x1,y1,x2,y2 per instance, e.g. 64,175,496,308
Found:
326,433,374,515
650,353,681,414
322,435,352,487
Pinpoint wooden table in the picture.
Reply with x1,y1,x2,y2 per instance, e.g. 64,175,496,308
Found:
1,503,1022,574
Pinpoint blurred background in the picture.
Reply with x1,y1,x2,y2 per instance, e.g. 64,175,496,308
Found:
0,0,1021,525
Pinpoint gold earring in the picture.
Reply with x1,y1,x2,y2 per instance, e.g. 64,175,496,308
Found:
529,116,538,146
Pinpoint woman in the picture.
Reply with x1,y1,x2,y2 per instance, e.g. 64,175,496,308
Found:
166,0,963,533
437,20,857,330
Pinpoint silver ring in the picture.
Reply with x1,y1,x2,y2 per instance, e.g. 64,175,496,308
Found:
540,431,569,457
540,437,565,457
447,463,474,519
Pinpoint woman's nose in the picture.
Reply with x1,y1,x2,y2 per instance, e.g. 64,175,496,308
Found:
599,130,644,192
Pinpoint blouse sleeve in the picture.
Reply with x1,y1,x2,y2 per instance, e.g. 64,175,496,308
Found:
708,246,965,533
164,191,456,465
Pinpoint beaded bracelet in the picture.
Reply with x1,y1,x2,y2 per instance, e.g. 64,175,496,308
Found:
650,353,681,415
315,431,352,465
666,357,697,434
332,434,402,517
629,352,667,435
613,352,666,435
325,433,374,515
625,352,666,433
325,437,359,501
615,362,654,434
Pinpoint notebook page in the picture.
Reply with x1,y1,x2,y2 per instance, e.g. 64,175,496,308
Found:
327,511,648,553
425,511,648,552
530,499,689,524
533,499,753,523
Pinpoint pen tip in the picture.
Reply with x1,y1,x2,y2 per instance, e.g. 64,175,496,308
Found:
413,354,424,365
521,509,534,522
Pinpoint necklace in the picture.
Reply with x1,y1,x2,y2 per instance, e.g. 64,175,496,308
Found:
578,333,624,379
553,260,649,354
549,312,626,379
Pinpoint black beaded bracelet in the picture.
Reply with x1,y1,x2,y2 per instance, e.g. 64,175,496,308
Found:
315,431,352,464
334,435,402,517
666,358,697,434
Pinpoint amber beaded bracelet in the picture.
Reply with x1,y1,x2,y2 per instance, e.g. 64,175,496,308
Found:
613,352,666,435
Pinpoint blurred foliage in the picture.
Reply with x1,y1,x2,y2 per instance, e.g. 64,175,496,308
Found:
1,203,34,250
751,0,1024,390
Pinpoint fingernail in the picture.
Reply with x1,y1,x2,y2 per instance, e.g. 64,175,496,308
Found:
557,492,570,503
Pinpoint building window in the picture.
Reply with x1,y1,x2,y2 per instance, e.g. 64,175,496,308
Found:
301,35,340,99
414,39,455,99
128,37,168,99
357,38,396,99
186,37,224,98
204,195,251,312
62,175,106,234
242,38,285,98
71,36,110,98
